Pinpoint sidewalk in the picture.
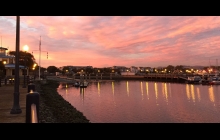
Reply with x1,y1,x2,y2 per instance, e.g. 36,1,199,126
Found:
0,84,27,123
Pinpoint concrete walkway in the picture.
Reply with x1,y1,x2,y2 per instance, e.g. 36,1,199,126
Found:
0,84,27,123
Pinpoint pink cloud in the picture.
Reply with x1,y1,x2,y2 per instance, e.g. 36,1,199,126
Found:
1,16,220,68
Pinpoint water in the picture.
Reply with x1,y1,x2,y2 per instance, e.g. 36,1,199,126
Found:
57,80,220,123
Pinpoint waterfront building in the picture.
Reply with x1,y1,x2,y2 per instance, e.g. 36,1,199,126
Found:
0,46,25,78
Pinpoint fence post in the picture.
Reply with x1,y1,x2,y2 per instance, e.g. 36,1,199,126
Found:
26,91,39,123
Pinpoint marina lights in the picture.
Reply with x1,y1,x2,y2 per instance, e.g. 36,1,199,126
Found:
32,63,37,70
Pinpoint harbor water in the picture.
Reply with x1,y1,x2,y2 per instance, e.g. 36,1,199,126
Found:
57,80,220,123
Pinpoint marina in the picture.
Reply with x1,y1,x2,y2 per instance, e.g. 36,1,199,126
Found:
46,73,220,86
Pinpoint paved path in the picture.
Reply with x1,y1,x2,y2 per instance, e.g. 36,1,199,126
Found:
0,84,27,123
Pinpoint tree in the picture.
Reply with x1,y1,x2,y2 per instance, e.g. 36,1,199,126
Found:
8,51,37,71
103,67,111,74
47,66,59,73
175,65,184,71
71,67,78,73
166,65,175,73
85,67,94,74
62,66,70,75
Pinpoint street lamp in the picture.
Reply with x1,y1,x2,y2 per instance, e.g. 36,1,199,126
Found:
10,16,22,114
23,45,29,88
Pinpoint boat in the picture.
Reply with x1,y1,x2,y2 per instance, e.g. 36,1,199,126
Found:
80,80,89,88
201,79,211,85
185,76,202,84
73,81,80,87
209,76,220,85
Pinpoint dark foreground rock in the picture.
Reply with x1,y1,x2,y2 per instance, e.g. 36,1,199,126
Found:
34,80,90,123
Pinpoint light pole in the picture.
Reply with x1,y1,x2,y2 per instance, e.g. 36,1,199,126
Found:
10,16,21,114
32,36,48,80
23,45,29,88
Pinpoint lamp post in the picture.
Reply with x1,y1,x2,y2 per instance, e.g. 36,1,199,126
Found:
10,16,21,114
22,45,29,88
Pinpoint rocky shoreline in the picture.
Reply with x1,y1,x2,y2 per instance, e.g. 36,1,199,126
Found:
34,80,90,123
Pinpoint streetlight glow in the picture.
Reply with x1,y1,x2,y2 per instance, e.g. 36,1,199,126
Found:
23,45,29,52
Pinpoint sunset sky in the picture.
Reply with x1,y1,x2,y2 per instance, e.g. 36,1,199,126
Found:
1,16,220,68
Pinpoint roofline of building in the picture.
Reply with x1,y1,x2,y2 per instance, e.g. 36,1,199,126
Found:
0,47,8,50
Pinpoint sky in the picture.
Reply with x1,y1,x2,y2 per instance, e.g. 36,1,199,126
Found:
1,16,220,68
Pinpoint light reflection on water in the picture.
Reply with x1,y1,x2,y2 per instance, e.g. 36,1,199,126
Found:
57,81,220,123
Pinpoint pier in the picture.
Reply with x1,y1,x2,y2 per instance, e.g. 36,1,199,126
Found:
45,73,213,84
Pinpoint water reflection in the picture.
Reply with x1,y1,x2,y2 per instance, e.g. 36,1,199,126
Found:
190,85,195,102
145,82,149,100
112,81,114,95
154,83,158,100
126,81,129,97
57,81,220,123
140,81,143,100
168,83,172,97
208,86,215,105
186,84,190,101
162,83,168,103
196,87,201,102
65,84,68,98
80,88,85,101
98,82,100,96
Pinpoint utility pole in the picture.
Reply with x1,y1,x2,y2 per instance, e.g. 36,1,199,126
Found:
32,36,48,80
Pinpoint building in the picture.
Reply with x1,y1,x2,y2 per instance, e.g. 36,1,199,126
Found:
0,46,25,78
